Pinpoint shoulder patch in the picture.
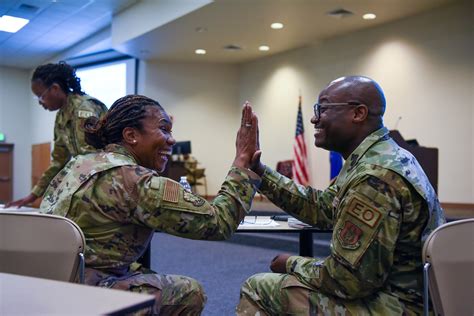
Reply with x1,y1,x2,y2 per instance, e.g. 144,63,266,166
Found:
337,220,363,250
78,110,94,118
150,177,161,190
183,191,206,207
163,179,179,203
346,196,382,228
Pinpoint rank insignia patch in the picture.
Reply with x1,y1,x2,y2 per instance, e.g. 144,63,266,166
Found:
183,191,206,207
346,196,382,228
337,220,363,250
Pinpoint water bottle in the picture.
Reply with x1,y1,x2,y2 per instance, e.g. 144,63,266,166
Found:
179,176,192,192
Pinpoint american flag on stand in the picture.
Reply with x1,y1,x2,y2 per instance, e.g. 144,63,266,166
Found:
292,96,310,186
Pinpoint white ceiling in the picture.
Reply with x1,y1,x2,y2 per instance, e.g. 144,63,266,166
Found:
0,0,459,69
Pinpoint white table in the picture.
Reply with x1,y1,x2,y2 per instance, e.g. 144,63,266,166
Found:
0,205,39,212
0,272,155,315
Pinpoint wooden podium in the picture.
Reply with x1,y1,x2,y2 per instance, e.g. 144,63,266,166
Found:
389,130,438,193
160,160,187,182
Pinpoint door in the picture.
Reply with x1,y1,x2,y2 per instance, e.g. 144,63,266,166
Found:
0,143,14,204
31,142,51,208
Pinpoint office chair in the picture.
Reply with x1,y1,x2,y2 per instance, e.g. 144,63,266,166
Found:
0,211,85,283
422,218,474,316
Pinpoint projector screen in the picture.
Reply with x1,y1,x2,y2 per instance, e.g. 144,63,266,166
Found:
76,58,136,108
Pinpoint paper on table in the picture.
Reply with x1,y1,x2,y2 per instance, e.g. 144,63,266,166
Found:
287,217,313,229
239,216,280,228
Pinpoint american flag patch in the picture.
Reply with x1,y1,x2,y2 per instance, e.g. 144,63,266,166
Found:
163,180,179,203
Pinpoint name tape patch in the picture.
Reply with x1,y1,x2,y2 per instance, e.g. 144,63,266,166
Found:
346,196,382,228
78,110,94,118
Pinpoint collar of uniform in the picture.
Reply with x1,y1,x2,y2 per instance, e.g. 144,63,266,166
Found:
57,93,80,117
66,93,78,111
336,127,389,182
104,143,138,163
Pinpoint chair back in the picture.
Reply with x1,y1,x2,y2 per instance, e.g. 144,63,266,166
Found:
0,211,85,283
422,218,474,316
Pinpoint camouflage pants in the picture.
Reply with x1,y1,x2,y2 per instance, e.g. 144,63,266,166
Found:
85,268,206,315
236,273,419,316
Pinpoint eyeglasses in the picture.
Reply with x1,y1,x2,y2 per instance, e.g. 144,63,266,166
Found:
313,101,361,120
36,86,51,103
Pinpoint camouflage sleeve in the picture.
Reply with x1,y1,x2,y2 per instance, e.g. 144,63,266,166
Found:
31,120,71,197
286,173,405,299
132,166,261,240
259,166,337,229
72,98,107,154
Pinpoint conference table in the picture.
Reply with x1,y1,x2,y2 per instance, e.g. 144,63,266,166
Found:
236,215,332,257
0,272,155,315
140,216,331,268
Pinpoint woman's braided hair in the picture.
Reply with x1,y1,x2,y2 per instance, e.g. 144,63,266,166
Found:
84,95,164,149
31,61,84,95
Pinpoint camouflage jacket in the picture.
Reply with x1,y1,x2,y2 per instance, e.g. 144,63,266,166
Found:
259,127,445,310
40,144,260,271
32,94,107,197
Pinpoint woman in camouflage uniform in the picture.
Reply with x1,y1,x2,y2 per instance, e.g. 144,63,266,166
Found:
6,62,107,208
41,95,261,315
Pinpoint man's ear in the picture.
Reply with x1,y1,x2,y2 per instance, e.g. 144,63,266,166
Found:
122,127,139,145
353,104,369,123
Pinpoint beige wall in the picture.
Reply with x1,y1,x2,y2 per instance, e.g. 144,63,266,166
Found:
239,0,473,203
138,61,241,195
0,66,33,199
4,0,473,204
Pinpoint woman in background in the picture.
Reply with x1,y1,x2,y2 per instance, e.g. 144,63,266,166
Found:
6,61,107,208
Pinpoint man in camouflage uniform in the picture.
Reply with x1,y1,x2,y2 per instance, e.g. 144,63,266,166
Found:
236,76,445,315
41,98,261,315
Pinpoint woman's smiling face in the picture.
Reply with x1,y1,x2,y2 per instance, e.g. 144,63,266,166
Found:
131,106,176,172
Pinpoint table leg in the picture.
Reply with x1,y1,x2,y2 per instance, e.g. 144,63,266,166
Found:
299,231,313,257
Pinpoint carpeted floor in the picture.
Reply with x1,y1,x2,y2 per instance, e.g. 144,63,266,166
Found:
150,226,331,315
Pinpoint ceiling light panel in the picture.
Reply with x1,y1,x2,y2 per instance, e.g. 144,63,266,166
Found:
0,15,29,33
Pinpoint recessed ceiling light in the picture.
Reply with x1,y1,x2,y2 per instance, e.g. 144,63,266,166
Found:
270,22,284,29
363,13,376,20
259,45,270,51
195,49,206,55
0,15,29,33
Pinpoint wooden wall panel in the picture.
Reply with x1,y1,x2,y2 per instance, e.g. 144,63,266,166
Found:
0,143,14,204
31,143,51,208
